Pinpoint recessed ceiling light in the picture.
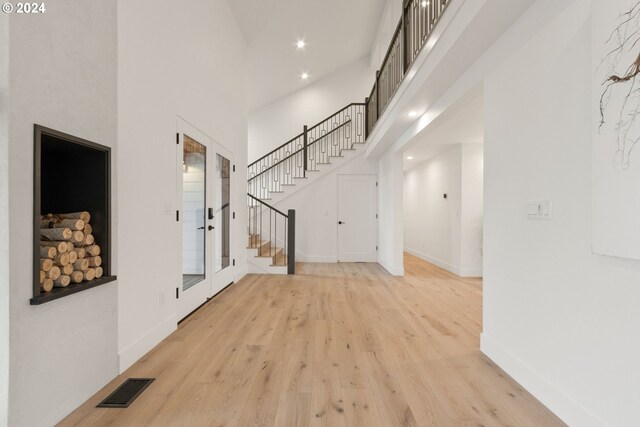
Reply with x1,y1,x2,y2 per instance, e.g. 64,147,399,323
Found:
296,40,306,49
408,111,419,118
406,156,414,160
301,72,309,80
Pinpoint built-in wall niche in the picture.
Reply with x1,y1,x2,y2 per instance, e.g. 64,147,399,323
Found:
31,125,115,305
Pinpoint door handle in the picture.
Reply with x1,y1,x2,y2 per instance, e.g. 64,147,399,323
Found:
338,221,346,225
208,225,214,231
197,226,205,230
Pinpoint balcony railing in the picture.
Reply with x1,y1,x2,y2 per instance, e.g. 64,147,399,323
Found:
365,0,450,137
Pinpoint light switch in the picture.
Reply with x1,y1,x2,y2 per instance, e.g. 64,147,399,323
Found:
540,200,552,219
527,201,539,218
527,200,552,220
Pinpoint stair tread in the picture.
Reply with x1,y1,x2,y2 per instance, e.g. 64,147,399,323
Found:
256,248,283,257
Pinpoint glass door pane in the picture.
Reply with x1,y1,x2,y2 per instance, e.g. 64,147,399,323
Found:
182,135,206,290
215,154,230,272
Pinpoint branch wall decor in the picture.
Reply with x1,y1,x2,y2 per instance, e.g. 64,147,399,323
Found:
593,0,640,260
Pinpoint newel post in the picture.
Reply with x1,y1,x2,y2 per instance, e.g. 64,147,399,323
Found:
287,209,295,274
303,125,308,177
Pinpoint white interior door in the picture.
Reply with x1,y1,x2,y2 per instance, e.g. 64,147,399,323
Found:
337,174,378,262
177,120,214,320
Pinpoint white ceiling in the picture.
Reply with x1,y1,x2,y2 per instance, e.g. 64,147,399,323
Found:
403,94,484,170
229,0,386,112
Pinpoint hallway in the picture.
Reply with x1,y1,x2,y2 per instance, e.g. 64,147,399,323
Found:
59,255,564,427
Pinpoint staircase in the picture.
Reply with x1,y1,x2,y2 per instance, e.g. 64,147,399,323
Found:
245,0,451,274
246,103,367,274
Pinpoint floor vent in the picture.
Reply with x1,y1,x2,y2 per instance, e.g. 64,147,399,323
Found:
97,378,155,408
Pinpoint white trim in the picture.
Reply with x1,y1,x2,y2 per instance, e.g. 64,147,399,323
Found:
405,247,460,274
296,251,338,263
405,247,482,277
378,258,404,276
459,267,482,278
481,333,607,427
234,268,247,283
118,315,176,373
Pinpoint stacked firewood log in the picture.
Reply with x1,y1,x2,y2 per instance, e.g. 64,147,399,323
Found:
39,211,103,292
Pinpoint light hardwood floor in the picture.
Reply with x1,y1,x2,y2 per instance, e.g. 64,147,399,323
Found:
59,254,565,427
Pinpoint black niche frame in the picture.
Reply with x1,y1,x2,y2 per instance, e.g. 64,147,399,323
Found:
31,125,116,305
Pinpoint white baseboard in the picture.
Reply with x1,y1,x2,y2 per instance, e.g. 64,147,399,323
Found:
459,267,483,277
378,258,404,276
118,315,176,373
480,333,606,427
405,247,460,274
295,249,338,263
234,266,248,283
405,247,482,277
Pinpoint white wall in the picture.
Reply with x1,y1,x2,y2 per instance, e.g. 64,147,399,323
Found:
370,0,403,70
0,13,9,427
460,143,483,274
270,154,378,262
482,1,640,426
404,143,483,276
378,150,404,275
7,2,118,426
248,58,373,161
117,0,248,372
404,145,462,270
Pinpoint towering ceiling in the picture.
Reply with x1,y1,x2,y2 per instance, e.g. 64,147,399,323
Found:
229,0,386,112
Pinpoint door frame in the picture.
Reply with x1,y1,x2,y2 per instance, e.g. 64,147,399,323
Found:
337,174,378,263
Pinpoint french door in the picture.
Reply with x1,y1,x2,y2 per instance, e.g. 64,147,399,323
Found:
177,119,234,320
212,145,234,295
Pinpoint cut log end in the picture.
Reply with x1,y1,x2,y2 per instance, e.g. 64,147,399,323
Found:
40,246,57,259
53,219,85,231
41,241,68,253
71,271,84,284
71,231,85,243
53,275,71,288
41,228,72,241
41,279,54,292
84,269,96,281
40,258,53,272
54,253,70,266
85,245,101,256
84,234,95,246
87,256,102,267
73,259,89,271
47,266,61,281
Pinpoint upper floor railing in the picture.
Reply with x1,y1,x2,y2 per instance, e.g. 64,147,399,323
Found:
365,0,450,137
